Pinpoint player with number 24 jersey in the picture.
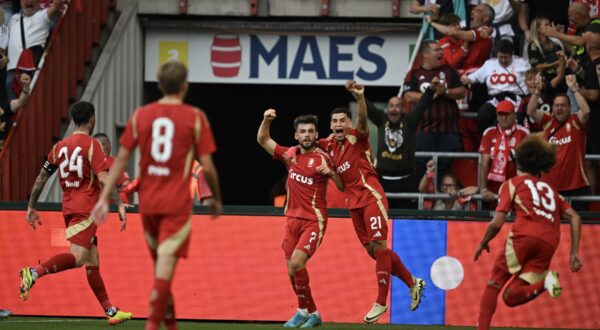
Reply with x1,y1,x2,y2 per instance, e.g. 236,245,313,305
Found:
119,102,216,215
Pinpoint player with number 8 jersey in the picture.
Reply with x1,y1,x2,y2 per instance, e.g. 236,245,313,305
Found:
474,134,583,330
92,61,222,330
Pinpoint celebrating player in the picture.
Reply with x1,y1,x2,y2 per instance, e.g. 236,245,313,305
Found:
21,101,132,325
257,109,343,328
474,134,583,330
317,81,427,323
92,61,223,330
93,133,133,210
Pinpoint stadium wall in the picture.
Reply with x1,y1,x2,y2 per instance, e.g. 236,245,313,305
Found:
1,210,598,328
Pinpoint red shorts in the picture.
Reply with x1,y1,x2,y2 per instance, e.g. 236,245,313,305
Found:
142,214,192,258
282,217,327,260
492,233,556,284
349,199,389,245
64,213,97,250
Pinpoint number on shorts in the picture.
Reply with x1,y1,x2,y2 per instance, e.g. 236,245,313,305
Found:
308,231,317,243
58,146,83,179
370,216,382,230
524,179,556,212
151,118,175,162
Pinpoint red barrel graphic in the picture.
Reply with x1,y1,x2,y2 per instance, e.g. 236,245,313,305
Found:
211,34,242,78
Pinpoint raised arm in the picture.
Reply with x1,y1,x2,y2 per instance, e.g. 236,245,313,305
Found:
566,74,591,124
10,74,31,112
257,108,278,156
347,81,368,135
47,0,64,21
317,161,344,192
406,80,436,127
427,17,477,41
550,51,566,90
527,73,545,124
410,0,439,15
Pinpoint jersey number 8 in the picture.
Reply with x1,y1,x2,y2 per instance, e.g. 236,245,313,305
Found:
151,118,175,162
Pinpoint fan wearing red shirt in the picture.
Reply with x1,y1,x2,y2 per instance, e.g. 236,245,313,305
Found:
527,74,591,211
21,101,132,325
474,134,583,330
478,100,530,203
317,82,426,324
92,61,222,330
257,110,343,328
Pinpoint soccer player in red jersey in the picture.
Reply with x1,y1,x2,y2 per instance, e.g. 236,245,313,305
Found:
257,109,343,328
21,101,132,325
94,133,133,210
474,134,583,330
317,82,426,323
92,61,223,330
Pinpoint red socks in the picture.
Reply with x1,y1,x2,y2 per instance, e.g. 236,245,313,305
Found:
388,249,414,288
164,293,177,330
85,266,112,311
146,279,172,330
503,278,544,307
477,284,500,330
294,268,316,313
34,253,77,278
375,249,392,306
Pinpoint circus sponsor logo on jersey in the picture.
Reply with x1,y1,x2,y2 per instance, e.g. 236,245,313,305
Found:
337,161,351,174
549,135,572,146
489,72,516,85
289,169,314,185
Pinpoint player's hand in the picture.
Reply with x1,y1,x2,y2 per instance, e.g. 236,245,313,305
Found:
91,200,109,226
25,207,42,230
474,243,490,261
347,81,364,96
570,254,583,272
316,162,333,177
209,200,223,219
264,109,277,121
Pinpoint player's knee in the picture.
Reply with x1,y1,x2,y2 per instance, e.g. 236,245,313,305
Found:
73,252,89,267
289,259,305,273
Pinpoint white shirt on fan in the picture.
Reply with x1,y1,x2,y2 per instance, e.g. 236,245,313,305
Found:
467,56,531,100
7,9,51,71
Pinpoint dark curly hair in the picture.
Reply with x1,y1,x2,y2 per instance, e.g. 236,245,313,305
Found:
515,134,556,176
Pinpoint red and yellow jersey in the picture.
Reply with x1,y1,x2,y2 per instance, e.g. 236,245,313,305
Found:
497,175,571,249
46,132,109,215
540,113,588,191
317,128,384,210
105,156,131,187
119,102,216,215
274,145,332,222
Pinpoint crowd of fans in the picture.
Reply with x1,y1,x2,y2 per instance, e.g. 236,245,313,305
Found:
366,0,600,211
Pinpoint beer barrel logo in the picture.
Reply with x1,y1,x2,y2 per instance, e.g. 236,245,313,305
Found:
211,34,242,78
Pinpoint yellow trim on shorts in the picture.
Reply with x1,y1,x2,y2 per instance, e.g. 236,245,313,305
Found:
519,271,547,284
157,216,192,256
505,232,522,274
65,216,94,239
360,171,382,201
311,190,326,247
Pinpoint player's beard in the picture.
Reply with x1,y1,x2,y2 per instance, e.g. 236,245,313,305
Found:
299,140,315,151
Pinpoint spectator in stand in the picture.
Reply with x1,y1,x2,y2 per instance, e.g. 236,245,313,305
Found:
469,0,525,46
516,68,565,132
527,74,591,211
426,5,495,151
479,100,530,204
516,0,569,41
541,2,599,66
403,40,466,186
0,71,30,148
567,0,599,36
418,159,478,210
462,39,531,133
410,0,468,40
361,78,436,209
6,0,63,100
526,17,566,90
